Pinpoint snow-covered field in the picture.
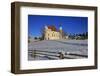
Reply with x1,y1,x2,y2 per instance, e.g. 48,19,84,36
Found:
28,40,88,60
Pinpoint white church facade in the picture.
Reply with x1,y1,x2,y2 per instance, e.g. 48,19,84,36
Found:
44,25,66,40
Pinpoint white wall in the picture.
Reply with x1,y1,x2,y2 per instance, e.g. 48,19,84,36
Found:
0,0,100,76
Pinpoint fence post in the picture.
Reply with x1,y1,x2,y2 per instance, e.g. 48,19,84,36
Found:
32,50,36,58
59,51,65,59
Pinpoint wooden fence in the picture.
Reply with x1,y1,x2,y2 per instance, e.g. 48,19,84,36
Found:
28,50,88,59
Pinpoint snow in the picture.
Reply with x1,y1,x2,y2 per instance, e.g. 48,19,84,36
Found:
28,40,88,60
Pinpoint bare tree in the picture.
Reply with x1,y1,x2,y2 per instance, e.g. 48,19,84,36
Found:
40,27,45,40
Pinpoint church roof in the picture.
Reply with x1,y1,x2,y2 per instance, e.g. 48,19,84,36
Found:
47,26,57,31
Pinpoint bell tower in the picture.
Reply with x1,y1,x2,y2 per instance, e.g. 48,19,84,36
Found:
59,24,63,39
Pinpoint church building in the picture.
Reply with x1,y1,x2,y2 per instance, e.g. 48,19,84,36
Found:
44,25,64,40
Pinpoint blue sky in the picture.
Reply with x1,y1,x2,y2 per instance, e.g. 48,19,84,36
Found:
28,15,88,37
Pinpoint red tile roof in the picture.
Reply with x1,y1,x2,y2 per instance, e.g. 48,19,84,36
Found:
47,26,57,31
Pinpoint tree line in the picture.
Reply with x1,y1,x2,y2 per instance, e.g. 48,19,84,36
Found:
68,32,88,40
